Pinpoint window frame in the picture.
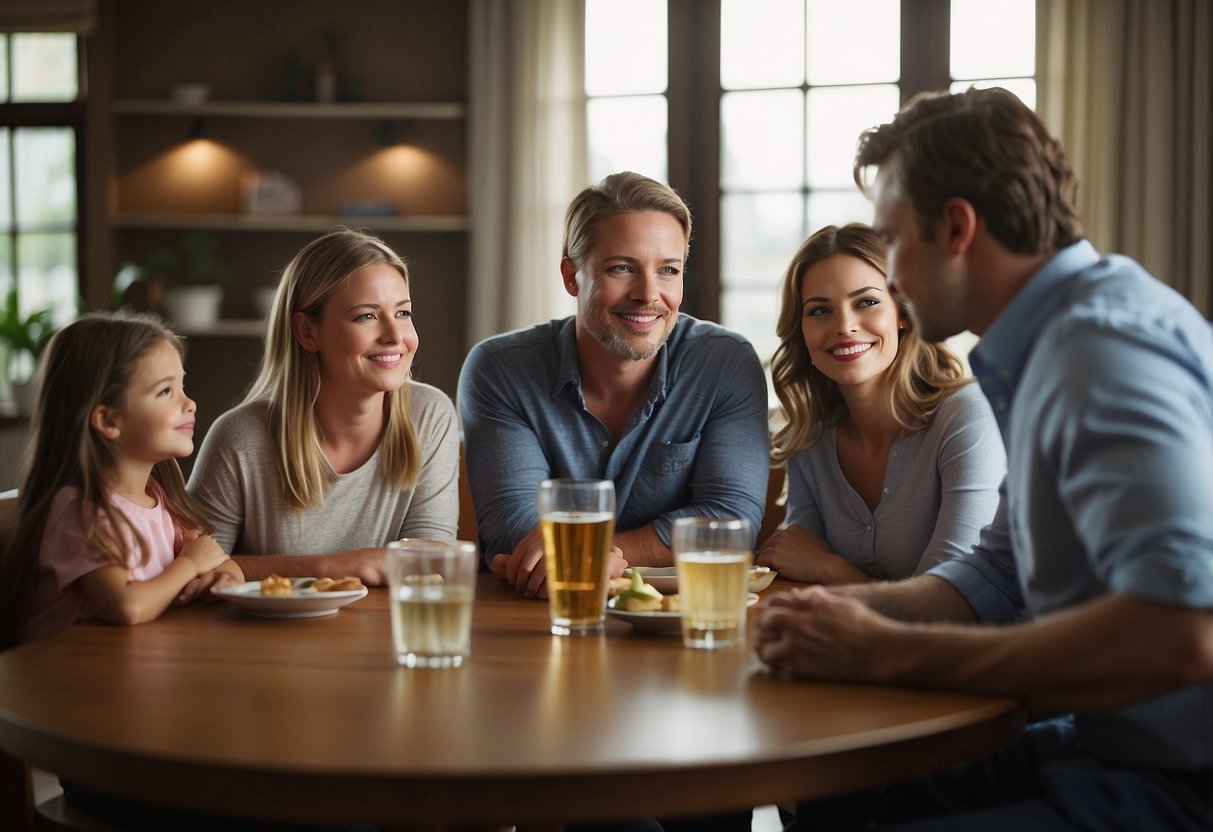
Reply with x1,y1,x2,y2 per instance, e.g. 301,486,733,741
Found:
0,32,87,311
665,0,952,322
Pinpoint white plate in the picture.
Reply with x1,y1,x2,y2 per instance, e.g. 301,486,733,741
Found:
214,580,369,619
606,593,760,634
629,565,777,594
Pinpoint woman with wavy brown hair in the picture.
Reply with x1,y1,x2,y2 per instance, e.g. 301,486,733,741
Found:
757,223,1004,584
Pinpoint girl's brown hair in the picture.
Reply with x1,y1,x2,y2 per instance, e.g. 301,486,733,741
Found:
770,223,969,462
0,312,213,648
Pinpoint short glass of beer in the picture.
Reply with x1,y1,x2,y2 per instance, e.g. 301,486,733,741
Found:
538,478,616,636
673,517,752,649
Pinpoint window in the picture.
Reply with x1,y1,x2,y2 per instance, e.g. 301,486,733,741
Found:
581,0,1036,376
0,32,82,394
584,0,669,183
719,0,901,368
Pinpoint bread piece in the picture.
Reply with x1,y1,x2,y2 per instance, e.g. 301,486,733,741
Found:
261,575,293,596
660,594,680,612
607,576,632,597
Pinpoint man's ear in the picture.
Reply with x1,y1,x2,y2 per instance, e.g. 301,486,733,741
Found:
291,311,320,352
559,256,580,298
939,197,980,256
90,404,121,440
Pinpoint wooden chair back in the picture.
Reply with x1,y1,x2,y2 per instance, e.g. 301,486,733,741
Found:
457,446,478,545
757,464,787,546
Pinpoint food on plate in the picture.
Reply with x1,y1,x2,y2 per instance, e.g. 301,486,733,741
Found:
313,576,365,592
607,575,633,596
261,574,293,596
660,594,680,612
613,570,663,612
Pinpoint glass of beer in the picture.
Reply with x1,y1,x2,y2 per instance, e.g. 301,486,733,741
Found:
386,539,478,667
539,478,616,636
673,517,752,649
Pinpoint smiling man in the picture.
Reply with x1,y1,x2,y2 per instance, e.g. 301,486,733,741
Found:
458,172,769,599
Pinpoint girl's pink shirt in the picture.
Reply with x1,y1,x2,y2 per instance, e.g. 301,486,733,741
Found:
19,483,184,644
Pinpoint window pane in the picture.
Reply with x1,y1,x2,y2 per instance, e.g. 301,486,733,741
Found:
13,33,77,102
722,286,781,369
950,0,1034,80
806,84,899,188
721,0,804,90
587,96,668,183
807,0,900,85
585,0,667,96
721,192,805,292
807,189,874,233
15,128,76,229
721,89,804,190
0,37,8,102
18,232,76,326
0,233,11,298
949,77,1036,111
0,129,10,230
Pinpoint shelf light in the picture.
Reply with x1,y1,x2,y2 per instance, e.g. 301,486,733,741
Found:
188,116,209,141
377,118,416,147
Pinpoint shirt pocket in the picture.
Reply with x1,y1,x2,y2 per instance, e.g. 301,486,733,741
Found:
627,434,702,520
640,434,702,475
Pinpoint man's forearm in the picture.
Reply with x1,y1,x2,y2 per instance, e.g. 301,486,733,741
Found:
614,525,672,567
839,574,978,624
873,594,1213,712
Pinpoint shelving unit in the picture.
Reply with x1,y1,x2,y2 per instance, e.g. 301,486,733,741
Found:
105,0,471,407
111,97,469,233
110,212,469,233
112,99,467,120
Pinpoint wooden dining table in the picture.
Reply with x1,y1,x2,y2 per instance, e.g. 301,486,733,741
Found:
0,575,1023,827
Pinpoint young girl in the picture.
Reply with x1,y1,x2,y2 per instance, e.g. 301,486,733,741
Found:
0,312,241,649
759,223,1005,584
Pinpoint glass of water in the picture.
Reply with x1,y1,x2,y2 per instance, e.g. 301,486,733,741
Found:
386,539,478,667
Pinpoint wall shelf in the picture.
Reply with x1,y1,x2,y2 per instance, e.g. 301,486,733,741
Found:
111,212,469,233
113,99,466,120
173,319,266,338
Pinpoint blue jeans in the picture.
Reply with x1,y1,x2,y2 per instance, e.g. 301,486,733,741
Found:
787,717,1213,831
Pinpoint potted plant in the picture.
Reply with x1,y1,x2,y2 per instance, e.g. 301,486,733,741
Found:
0,290,56,415
144,231,232,330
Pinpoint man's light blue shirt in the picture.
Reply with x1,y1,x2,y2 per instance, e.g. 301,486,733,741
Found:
457,315,770,563
930,239,1213,768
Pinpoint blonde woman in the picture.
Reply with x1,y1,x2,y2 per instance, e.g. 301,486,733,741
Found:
188,228,459,584
757,223,1004,584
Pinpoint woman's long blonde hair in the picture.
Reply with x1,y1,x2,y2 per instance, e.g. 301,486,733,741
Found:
0,313,213,649
244,228,419,507
770,223,969,462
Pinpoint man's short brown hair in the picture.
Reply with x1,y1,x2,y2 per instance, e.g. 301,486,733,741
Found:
562,171,692,267
854,86,1083,254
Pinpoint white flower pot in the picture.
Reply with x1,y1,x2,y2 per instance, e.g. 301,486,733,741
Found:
162,285,224,330
10,375,37,417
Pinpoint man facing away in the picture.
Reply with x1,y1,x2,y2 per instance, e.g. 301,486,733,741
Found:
459,171,770,599
755,87,1213,830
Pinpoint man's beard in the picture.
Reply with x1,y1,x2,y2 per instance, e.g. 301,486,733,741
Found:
589,306,676,361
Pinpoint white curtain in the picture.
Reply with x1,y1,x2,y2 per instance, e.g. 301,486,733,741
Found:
1037,0,1212,315
468,0,589,348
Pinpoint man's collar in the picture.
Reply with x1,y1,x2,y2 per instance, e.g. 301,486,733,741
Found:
971,239,1101,382
551,315,675,405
